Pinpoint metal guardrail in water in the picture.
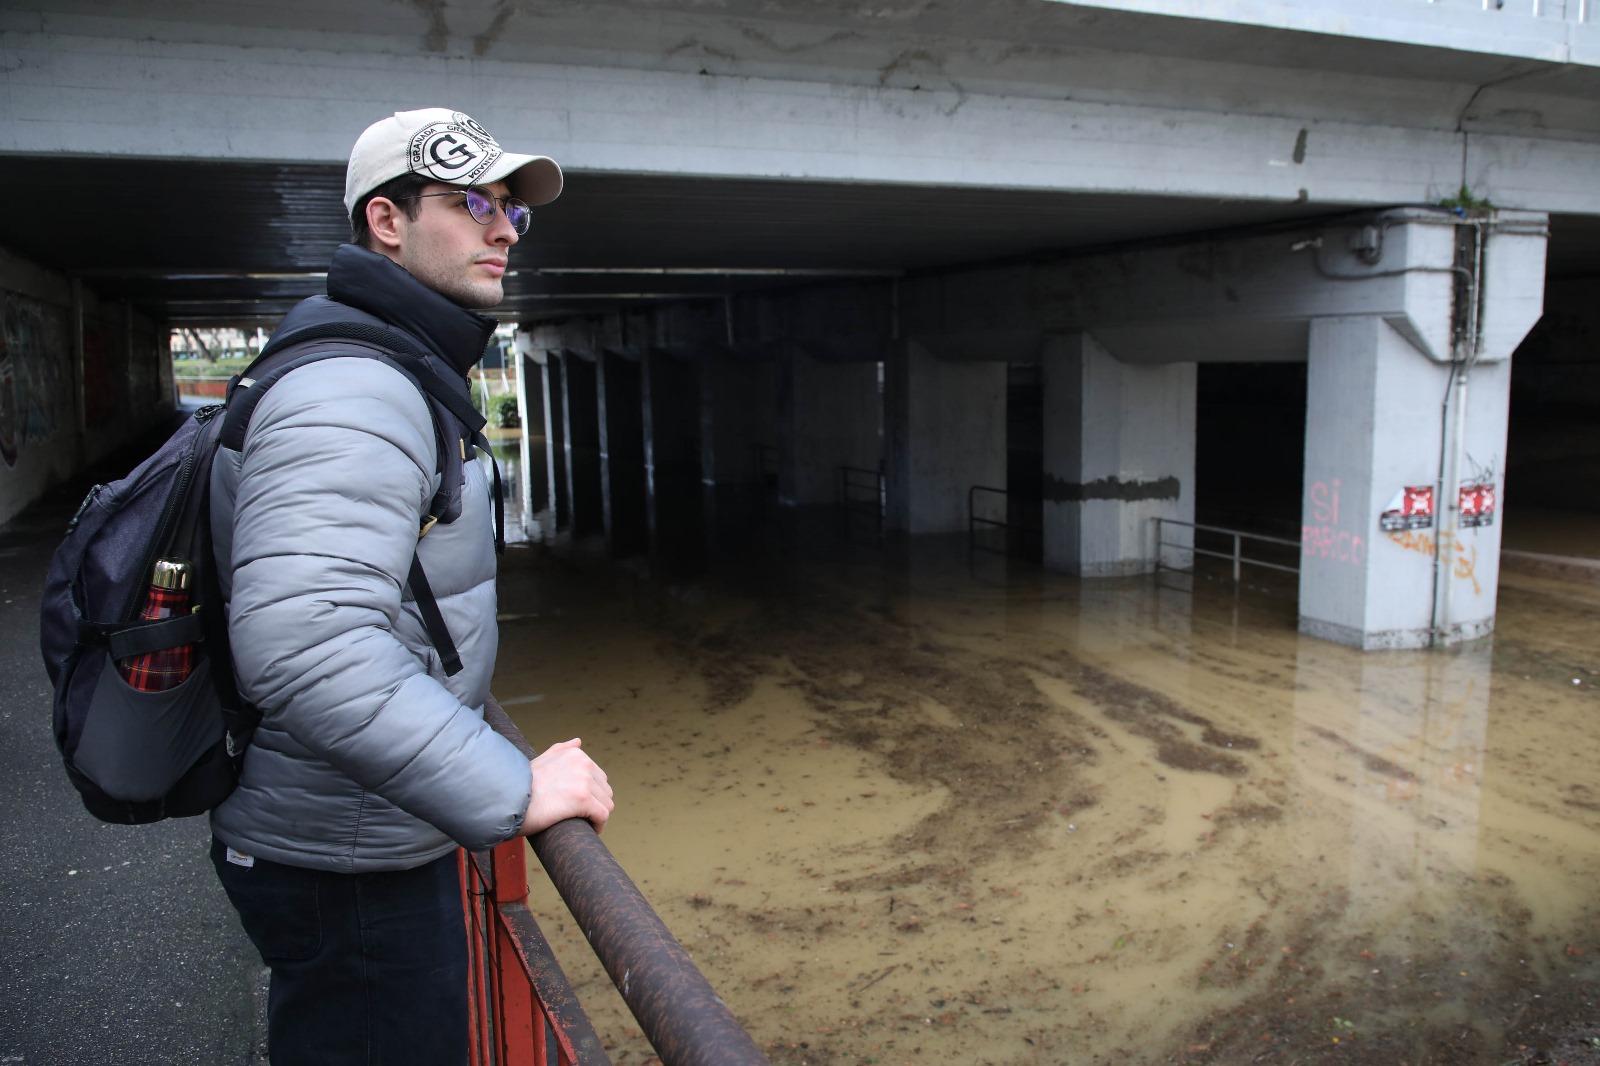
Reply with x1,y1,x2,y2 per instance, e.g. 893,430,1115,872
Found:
1152,517,1301,583
475,697,770,1066
837,465,885,541
967,485,1042,559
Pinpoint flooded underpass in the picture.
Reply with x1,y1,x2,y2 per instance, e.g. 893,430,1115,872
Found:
492,526,1600,1066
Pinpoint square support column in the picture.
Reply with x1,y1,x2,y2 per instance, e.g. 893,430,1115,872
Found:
541,355,569,533
597,351,648,558
517,352,551,538
779,351,881,508
884,341,1006,535
1040,332,1195,575
1299,316,1511,649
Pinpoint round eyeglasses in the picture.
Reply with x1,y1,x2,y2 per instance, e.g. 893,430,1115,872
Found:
399,186,531,235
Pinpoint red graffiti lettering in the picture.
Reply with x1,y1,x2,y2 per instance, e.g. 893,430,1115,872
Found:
1309,479,1341,525
1300,524,1364,566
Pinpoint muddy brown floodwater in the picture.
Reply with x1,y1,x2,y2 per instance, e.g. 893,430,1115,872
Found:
491,530,1600,1066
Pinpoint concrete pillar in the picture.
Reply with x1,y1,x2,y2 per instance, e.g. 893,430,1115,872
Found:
643,350,704,572
1298,317,1512,649
779,351,881,509
597,350,648,558
885,341,1006,535
560,352,602,539
516,351,551,538
1040,332,1196,575
541,355,569,533
1296,210,1547,650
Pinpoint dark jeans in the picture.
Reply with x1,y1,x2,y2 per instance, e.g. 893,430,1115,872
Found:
210,839,467,1066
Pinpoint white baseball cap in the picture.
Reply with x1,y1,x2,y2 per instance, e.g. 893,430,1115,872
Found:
344,107,563,216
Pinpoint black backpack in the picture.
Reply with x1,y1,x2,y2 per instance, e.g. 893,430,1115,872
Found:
39,322,502,824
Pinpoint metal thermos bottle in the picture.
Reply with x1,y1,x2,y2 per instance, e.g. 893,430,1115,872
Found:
118,559,195,692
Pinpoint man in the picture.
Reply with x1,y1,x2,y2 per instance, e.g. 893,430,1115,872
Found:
207,108,614,1064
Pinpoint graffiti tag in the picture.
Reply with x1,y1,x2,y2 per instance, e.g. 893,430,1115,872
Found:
1385,528,1481,596
0,291,70,467
1302,479,1364,566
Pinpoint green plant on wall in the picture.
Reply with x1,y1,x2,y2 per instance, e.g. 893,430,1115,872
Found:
1438,184,1493,215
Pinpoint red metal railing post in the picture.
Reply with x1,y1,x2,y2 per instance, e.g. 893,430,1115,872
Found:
491,838,540,1065
461,851,489,1066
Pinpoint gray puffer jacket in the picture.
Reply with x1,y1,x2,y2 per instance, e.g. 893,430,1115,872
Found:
209,245,531,873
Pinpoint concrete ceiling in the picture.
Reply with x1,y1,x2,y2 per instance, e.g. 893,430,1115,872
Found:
0,155,1344,325
4,155,1591,326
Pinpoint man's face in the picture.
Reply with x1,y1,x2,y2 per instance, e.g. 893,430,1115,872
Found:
392,179,519,310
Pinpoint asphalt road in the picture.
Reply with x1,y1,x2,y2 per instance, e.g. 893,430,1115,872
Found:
0,443,266,1065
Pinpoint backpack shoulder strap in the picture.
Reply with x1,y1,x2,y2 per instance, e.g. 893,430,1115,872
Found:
218,330,470,676
250,321,489,437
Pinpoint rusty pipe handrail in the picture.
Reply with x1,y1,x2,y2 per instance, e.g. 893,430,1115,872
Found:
483,697,769,1066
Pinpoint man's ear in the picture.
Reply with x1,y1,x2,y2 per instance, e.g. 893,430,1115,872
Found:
365,197,405,255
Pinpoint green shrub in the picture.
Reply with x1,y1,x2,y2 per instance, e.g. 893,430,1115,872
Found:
495,393,521,429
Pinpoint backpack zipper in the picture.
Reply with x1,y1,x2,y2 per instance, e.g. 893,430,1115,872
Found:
121,441,200,623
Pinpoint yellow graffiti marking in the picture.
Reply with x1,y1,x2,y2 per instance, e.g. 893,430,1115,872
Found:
1384,530,1481,596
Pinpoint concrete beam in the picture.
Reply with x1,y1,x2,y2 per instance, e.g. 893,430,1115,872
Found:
10,24,1581,212
904,208,1549,365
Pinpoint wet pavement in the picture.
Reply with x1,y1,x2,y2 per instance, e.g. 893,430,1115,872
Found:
493,519,1600,1066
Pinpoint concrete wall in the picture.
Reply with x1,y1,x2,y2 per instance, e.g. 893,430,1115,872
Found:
779,354,880,508
885,343,1008,535
0,247,173,528
702,359,779,488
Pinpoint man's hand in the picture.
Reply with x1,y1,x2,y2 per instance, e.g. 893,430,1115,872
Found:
521,738,614,835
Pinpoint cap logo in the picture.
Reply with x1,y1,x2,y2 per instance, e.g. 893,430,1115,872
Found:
408,111,502,185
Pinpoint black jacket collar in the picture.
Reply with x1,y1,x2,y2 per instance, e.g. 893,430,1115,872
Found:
324,244,496,379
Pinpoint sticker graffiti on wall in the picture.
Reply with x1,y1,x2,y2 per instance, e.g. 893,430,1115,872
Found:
0,290,70,467
1379,485,1434,533
1458,483,1495,528
1379,466,1498,596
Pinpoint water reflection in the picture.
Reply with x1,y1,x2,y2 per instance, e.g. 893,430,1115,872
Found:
485,437,527,545
496,528,1600,1065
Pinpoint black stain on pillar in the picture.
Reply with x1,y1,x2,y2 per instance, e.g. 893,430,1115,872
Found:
561,354,603,538
598,351,648,557
1041,474,1181,502
1293,128,1308,164
643,350,705,575
542,356,569,531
